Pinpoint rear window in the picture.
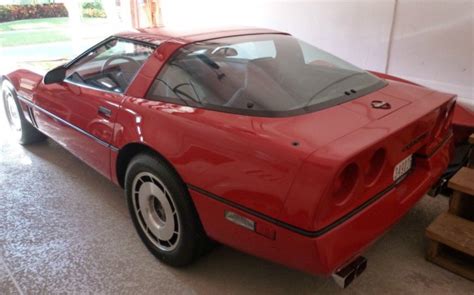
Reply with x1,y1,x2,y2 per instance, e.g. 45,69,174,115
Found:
146,34,386,117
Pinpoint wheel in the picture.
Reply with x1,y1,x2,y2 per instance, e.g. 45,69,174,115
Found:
1,80,46,145
125,152,208,266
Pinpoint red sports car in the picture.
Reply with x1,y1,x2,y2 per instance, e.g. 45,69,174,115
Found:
1,27,457,287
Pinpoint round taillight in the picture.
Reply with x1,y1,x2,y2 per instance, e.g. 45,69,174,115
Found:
365,148,386,186
333,163,359,205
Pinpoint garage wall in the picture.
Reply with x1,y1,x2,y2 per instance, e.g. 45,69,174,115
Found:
388,0,473,105
160,0,473,104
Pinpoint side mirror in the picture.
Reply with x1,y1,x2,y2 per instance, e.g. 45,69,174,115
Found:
43,65,66,85
212,47,238,57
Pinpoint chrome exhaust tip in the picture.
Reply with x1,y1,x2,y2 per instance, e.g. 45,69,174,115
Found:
332,256,367,288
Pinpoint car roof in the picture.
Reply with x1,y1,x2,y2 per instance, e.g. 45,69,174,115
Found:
114,26,288,45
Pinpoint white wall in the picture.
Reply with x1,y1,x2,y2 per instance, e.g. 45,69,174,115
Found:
160,0,473,103
388,0,473,104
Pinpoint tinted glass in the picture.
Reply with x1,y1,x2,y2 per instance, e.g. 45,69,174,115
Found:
147,34,385,116
66,39,154,93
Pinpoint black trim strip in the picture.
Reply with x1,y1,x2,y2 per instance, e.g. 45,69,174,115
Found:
188,171,411,238
147,79,388,118
17,95,119,152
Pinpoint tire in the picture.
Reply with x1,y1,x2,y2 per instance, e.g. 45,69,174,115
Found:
125,152,209,266
1,80,46,145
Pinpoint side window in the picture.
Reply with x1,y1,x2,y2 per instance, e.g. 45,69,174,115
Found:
146,61,204,105
66,39,154,93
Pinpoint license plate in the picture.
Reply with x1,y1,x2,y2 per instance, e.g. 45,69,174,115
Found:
393,154,413,181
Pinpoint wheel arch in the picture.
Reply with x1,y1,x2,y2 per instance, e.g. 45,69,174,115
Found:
1,73,22,91
0,75,14,89
115,142,184,189
116,142,210,242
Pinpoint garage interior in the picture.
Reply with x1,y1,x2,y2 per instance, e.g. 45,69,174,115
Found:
1,0,473,294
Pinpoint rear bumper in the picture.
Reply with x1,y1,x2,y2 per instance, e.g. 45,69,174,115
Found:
312,134,452,274
189,134,452,276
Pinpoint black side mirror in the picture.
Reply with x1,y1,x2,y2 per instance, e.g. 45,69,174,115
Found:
43,65,66,85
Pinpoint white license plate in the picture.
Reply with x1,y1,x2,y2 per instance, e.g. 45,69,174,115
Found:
393,154,413,181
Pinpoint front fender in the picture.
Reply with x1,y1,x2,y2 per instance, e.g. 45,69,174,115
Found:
5,69,43,100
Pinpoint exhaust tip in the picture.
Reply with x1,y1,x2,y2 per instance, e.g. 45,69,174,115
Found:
332,256,367,288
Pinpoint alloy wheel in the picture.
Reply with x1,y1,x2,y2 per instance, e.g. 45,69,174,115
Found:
132,172,181,252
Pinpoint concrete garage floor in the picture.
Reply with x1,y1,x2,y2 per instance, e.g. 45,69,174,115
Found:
0,120,473,294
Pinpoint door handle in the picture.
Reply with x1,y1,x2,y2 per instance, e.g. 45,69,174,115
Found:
98,106,112,118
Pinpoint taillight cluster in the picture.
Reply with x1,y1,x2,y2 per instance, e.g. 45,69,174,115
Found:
365,148,386,185
332,148,387,205
333,163,359,204
431,99,456,139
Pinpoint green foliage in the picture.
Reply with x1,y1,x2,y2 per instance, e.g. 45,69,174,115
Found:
81,0,106,18
0,3,68,23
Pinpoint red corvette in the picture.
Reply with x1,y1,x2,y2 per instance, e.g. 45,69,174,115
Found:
2,27,457,287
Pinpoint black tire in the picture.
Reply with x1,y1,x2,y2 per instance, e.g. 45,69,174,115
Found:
125,152,209,266
1,80,46,145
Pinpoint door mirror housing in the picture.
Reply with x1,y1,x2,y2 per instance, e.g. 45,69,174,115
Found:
43,65,66,85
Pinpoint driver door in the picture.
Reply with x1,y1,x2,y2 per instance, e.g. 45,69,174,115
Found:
33,38,154,178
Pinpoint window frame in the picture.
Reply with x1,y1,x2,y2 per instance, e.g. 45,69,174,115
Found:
63,36,157,95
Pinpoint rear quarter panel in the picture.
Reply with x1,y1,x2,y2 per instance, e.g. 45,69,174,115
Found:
112,97,309,218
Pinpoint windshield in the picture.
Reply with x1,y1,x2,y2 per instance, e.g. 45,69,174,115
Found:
147,34,386,116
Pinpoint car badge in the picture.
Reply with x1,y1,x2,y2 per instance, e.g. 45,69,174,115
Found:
371,100,391,109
